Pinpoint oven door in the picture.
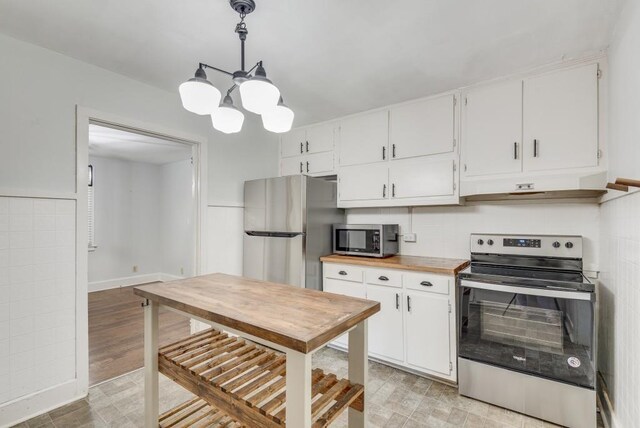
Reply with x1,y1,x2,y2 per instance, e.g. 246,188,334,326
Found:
459,279,595,389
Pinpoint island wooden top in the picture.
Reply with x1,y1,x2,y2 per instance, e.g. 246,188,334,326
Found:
320,254,469,275
134,273,379,354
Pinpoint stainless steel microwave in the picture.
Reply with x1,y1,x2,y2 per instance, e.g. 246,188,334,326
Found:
332,224,399,258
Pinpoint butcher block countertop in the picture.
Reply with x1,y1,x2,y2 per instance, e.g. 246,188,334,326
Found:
320,254,470,275
134,273,380,353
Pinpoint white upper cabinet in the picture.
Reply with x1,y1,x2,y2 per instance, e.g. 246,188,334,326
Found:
305,152,334,175
339,110,389,167
281,157,304,176
281,128,307,158
523,63,599,172
463,80,523,177
389,158,454,200
390,95,456,160
305,123,334,154
338,163,388,202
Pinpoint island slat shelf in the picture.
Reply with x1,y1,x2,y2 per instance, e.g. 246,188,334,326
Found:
158,327,364,427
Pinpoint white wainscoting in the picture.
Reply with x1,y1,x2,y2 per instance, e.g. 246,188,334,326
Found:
0,197,80,426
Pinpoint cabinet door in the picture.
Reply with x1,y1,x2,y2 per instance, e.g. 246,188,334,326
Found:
323,278,366,348
366,284,404,363
339,110,389,166
390,95,455,160
338,163,388,202
463,80,523,176
406,292,451,375
280,157,304,176
305,123,334,154
523,63,599,172
305,152,335,176
389,158,454,199
281,128,306,158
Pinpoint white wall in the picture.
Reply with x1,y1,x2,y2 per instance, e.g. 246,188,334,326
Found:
161,159,195,278
347,201,601,271
597,1,640,427
0,32,278,425
88,156,163,287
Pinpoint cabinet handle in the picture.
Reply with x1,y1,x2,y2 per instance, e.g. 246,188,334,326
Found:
392,183,396,198
299,162,303,173
378,276,389,281
420,281,433,287
300,142,304,154
533,139,539,157
382,146,386,160
392,144,396,158
396,293,400,310
306,161,309,173
407,295,411,312
338,270,347,276
306,141,309,152
383,184,387,198
514,142,518,160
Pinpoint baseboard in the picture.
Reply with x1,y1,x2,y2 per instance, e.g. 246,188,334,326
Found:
88,273,163,292
0,379,85,428
597,372,618,428
159,273,184,282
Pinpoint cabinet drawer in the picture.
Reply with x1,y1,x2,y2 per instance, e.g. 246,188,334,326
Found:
403,272,450,295
324,263,363,283
365,269,402,288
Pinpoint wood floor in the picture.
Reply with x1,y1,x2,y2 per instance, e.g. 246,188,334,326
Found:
88,283,190,386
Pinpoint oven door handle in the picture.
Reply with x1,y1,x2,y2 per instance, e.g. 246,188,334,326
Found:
460,279,593,301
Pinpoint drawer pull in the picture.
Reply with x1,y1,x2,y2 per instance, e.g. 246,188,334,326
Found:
338,270,347,276
420,281,433,287
378,276,389,281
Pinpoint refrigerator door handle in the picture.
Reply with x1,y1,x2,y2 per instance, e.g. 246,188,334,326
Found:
245,231,304,238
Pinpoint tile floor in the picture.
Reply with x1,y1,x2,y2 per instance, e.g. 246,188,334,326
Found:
14,347,598,428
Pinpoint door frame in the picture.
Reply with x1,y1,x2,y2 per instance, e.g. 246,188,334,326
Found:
75,106,208,392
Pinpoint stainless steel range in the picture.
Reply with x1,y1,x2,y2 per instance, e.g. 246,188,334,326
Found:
458,234,596,428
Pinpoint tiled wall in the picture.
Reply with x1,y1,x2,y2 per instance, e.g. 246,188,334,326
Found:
0,197,76,404
598,191,640,427
347,201,601,272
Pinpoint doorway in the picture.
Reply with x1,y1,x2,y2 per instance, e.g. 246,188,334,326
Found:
83,122,200,385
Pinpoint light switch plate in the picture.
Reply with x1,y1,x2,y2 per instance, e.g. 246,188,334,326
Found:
403,233,417,243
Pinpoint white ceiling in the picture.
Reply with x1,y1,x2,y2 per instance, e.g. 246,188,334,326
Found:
0,0,623,126
89,125,192,165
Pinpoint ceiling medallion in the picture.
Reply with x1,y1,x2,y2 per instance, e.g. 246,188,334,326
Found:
179,0,293,134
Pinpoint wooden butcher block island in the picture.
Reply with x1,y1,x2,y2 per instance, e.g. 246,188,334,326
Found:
134,273,380,428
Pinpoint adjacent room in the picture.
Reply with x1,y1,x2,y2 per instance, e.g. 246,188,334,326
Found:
87,124,195,385
0,1,638,427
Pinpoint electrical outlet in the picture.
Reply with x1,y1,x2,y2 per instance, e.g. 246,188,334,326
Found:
132,265,138,273
403,233,417,243
180,267,184,275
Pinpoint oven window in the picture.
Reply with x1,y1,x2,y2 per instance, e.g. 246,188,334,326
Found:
459,285,595,389
335,229,378,253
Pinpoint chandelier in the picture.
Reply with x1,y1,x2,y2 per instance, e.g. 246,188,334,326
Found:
179,0,293,134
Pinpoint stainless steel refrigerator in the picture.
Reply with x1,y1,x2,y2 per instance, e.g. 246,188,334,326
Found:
243,175,344,290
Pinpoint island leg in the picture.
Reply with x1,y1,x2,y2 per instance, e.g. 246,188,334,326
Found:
143,299,159,428
348,320,368,427
286,350,312,427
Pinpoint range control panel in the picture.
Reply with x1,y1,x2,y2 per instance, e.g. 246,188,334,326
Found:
471,234,583,258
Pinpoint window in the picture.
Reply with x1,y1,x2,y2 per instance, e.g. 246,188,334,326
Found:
88,165,96,250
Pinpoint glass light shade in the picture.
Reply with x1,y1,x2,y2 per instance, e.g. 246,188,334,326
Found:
262,98,294,133
211,95,244,134
179,78,221,115
239,65,280,114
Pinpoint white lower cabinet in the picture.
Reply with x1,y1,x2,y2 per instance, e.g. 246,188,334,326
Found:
323,277,366,348
405,291,451,375
366,284,404,363
322,262,457,382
